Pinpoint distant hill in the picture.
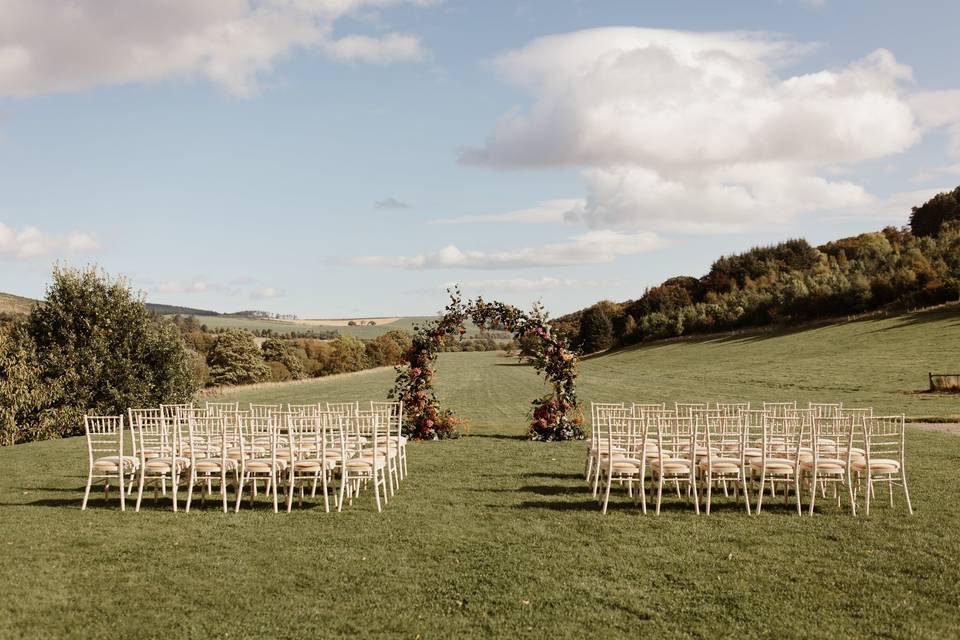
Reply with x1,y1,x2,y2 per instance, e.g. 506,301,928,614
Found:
0,292,37,316
145,303,221,317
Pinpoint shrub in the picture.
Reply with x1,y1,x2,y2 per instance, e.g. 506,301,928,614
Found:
261,337,306,380
206,329,271,386
0,266,198,443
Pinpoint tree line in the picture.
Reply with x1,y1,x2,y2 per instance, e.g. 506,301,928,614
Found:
563,186,960,352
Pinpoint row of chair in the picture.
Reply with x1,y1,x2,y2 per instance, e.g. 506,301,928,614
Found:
81,401,407,514
586,402,913,516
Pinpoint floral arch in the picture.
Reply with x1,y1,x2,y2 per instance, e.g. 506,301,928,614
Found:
388,289,583,441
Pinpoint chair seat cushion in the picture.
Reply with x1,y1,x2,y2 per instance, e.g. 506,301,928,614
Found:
750,458,795,471
93,455,139,471
800,458,847,471
608,457,644,473
852,458,900,473
652,458,692,473
194,458,238,472
699,458,741,471
245,459,288,471
346,456,387,470
144,456,190,472
293,459,336,471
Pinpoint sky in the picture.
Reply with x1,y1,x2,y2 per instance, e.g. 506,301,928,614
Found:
2,0,960,318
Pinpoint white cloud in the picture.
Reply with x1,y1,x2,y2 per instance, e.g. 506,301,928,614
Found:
908,90,960,158
251,286,283,299
431,198,583,225
0,223,100,259
819,187,950,223
456,276,620,293
156,279,217,294
0,0,433,98
460,28,932,233
351,230,664,269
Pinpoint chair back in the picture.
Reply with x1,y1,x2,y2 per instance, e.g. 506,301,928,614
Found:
327,401,359,417
809,402,842,418
84,415,126,463
250,404,281,419
862,415,907,465
205,402,239,417
655,415,696,463
288,403,321,417
763,401,797,417
130,410,170,464
811,415,853,461
675,403,707,417
717,402,750,417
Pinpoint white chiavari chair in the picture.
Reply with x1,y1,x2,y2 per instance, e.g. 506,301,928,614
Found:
651,415,699,515
699,414,750,514
631,402,666,416
183,414,235,513
371,400,407,482
81,415,138,511
855,415,913,516
585,402,624,483
751,414,803,515
285,414,338,512
598,414,646,514
338,413,389,512
234,414,286,512
133,413,188,512
589,405,631,497
800,415,856,515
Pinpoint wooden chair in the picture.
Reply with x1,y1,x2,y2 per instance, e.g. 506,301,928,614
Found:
371,401,407,482
800,415,857,515
132,412,188,512
338,413,389,512
751,414,803,515
855,415,913,515
589,405,631,497
285,414,338,512
183,415,235,513
699,415,750,514
81,415,138,510
585,402,625,484
234,414,286,512
651,415,699,514
598,414,646,514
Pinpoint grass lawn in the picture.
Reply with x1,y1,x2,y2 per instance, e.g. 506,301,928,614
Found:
1,308,959,638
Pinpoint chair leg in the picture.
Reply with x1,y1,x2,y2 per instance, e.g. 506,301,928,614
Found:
118,470,126,512
901,472,914,515
373,472,382,513
234,471,245,513
135,470,147,512
81,470,94,511
864,472,872,516
185,472,194,513
271,473,279,513
755,471,766,514
601,469,612,515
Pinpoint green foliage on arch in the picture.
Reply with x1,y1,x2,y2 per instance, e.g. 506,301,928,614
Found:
389,289,583,441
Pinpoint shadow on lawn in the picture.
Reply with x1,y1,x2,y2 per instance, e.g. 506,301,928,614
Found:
470,433,529,441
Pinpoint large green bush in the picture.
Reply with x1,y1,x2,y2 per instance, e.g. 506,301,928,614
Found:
0,266,197,444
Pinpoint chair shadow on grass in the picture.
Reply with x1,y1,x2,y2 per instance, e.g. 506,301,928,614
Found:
470,433,529,441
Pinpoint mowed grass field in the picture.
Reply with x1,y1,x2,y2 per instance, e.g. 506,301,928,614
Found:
1,307,959,638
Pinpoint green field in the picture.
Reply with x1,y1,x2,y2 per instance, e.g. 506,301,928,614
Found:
179,313,507,339
1,307,959,638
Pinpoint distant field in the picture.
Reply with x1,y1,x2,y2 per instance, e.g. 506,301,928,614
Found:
1,306,959,637
183,314,505,339
213,305,960,425
0,292,37,316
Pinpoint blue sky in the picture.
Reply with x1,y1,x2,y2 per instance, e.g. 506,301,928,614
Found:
1,0,959,317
